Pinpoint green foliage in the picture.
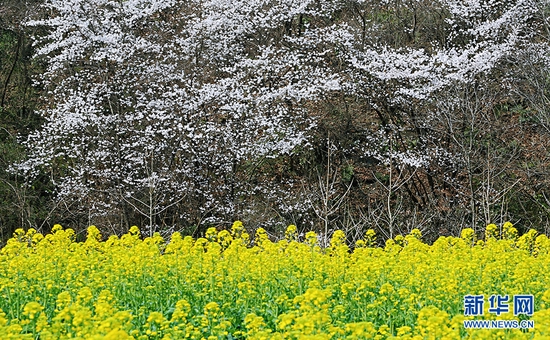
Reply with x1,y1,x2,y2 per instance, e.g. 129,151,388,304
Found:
341,164,354,183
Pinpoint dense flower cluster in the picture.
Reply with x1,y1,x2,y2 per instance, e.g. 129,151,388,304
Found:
0,221,549,339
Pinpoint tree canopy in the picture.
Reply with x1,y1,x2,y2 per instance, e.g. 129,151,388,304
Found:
1,0,550,242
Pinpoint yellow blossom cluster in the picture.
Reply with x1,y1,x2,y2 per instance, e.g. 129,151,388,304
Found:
0,221,548,339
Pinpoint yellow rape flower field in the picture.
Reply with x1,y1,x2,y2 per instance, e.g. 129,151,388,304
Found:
0,221,549,339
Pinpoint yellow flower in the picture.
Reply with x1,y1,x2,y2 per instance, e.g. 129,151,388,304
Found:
231,221,244,238
77,287,93,304
305,231,317,247
485,223,498,240
255,227,269,247
365,229,376,247
285,225,298,242
171,299,191,322
86,225,102,242
56,291,72,309
147,311,165,324
205,227,218,242
204,302,220,317
52,224,63,233
217,230,233,248
2,221,549,339
129,225,140,237
244,313,266,331
409,228,422,240
460,228,475,245
23,301,44,319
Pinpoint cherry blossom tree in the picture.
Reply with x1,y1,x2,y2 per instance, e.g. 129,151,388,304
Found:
18,0,341,234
